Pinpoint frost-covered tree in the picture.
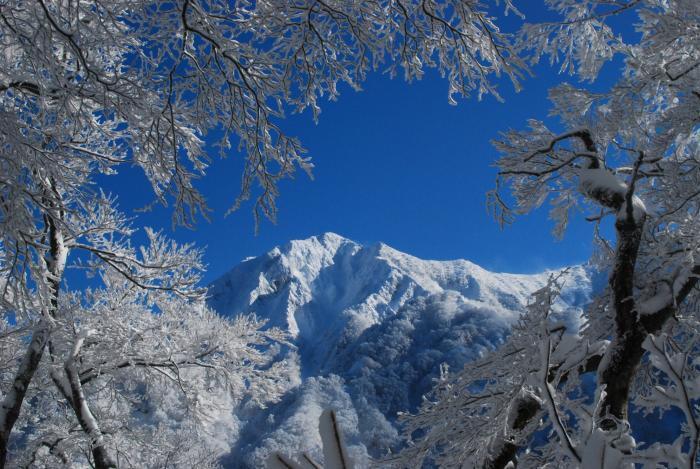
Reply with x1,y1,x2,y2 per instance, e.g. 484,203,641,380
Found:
0,208,290,467
0,1,531,466
15,272,289,468
390,275,585,467
394,0,700,467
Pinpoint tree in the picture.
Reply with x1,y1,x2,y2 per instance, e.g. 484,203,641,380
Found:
0,0,528,466
394,0,700,467
0,197,290,467
12,270,290,468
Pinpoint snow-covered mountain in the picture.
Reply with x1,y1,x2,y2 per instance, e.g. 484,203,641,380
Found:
208,233,597,467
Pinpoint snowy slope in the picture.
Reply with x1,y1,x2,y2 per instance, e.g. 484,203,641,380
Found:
208,233,596,467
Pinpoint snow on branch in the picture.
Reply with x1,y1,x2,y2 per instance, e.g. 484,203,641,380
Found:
270,408,354,469
391,272,599,467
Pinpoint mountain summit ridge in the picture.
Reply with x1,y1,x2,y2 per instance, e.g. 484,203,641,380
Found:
208,233,595,467
209,232,589,340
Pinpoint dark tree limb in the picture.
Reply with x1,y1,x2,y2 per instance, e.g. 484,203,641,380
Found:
597,212,646,427
483,349,605,469
483,393,542,469
0,325,51,467
0,202,67,467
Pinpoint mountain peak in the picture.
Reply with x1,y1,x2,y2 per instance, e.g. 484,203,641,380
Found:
209,233,592,467
317,231,350,243
287,231,351,248
276,232,357,260
211,234,596,467
209,233,591,343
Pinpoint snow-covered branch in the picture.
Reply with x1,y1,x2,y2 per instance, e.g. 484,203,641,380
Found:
392,274,599,467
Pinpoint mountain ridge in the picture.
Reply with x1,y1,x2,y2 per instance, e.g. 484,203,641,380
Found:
208,233,596,467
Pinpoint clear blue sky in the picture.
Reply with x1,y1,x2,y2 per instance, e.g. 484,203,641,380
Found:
94,6,632,285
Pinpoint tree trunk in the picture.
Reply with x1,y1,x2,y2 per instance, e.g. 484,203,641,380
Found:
596,215,645,428
63,338,116,469
483,353,603,468
0,324,50,467
483,393,541,469
0,212,67,467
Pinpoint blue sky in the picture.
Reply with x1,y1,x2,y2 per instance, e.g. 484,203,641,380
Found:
93,6,633,285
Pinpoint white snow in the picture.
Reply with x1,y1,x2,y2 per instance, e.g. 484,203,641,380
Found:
578,167,647,220
579,167,628,197
637,283,672,316
208,233,595,467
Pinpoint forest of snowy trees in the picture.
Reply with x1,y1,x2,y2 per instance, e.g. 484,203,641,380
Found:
0,0,699,467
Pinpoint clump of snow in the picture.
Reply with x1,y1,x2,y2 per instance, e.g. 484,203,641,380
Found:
578,167,627,197
577,167,647,221
637,283,672,316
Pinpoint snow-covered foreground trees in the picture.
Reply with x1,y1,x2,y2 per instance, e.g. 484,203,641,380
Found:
394,0,700,467
0,1,528,467
12,274,289,467
0,189,291,467
6,0,698,466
